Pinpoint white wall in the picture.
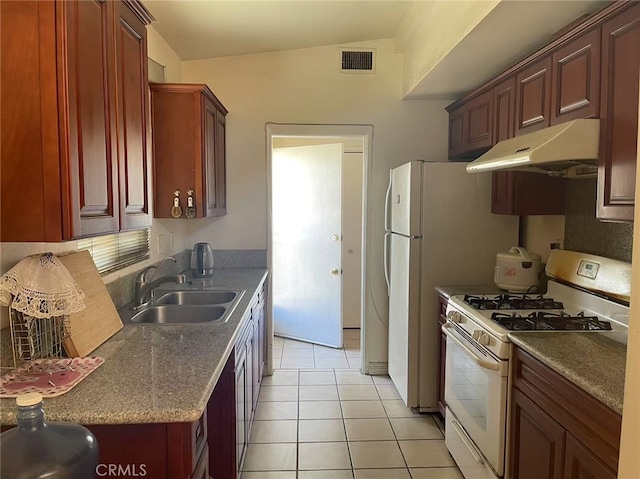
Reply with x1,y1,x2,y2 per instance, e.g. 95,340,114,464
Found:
395,1,499,97
521,216,565,264
182,39,449,367
147,25,183,83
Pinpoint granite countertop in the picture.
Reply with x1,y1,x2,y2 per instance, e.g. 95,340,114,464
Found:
435,285,504,299
509,332,627,414
0,268,268,425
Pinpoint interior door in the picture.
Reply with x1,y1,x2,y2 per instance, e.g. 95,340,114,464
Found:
272,143,343,348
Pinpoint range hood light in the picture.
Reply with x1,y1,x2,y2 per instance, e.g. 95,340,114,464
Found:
466,156,530,172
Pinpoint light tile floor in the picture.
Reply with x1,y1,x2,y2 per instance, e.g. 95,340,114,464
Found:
243,330,463,479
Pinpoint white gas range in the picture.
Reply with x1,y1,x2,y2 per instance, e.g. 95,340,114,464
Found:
441,250,631,479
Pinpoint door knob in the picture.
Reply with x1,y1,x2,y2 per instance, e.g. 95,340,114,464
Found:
330,268,341,276
331,235,341,241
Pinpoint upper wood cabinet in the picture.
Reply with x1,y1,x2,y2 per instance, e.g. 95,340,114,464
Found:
150,83,228,219
447,89,494,158
116,1,153,231
447,2,639,221
515,56,552,136
0,0,153,242
597,2,640,222
494,76,517,143
550,28,601,125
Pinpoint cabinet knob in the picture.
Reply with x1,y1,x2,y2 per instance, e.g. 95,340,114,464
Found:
330,268,341,276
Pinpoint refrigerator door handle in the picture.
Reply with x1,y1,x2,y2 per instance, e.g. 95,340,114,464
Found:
384,232,391,296
384,170,392,232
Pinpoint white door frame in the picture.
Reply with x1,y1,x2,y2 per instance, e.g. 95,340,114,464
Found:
265,123,373,375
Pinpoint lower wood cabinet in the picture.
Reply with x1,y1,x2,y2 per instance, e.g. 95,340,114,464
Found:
508,347,621,479
235,284,267,472
83,282,268,479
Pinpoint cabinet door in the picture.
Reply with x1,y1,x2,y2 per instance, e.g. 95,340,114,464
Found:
516,56,552,136
550,28,601,125
235,348,247,471
509,388,565,479
492,76,517,215
564,434,616,479
115,1,152,230
208,353,237,479
215,110,227,214
597,3,640,221
204,97,218,217
63,0,119,238
448,106,465,158
465,89,494,152
245,324,255,430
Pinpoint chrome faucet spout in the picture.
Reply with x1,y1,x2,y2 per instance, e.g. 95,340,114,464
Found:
133,257,186,308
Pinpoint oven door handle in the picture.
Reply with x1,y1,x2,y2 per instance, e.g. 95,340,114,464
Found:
450,419,486,466
441,323,499,371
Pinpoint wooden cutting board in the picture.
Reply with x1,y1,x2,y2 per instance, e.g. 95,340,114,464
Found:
58,250,123,357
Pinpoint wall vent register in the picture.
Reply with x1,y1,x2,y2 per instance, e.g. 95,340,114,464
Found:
341,50,374,72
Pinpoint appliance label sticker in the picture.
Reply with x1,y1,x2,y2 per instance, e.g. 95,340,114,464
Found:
504,267,517,277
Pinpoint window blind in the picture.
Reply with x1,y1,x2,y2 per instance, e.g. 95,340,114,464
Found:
77,229,150,275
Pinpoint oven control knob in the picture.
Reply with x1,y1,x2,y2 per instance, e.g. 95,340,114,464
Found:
447,311,463,323
472,330,491,346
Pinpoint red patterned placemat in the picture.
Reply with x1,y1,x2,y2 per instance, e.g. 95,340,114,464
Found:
1,357,104,398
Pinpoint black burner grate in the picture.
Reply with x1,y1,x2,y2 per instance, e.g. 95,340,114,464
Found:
490,311,612,331
464,294,564,310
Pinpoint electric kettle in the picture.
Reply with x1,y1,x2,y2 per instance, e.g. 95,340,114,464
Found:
191,243,214,278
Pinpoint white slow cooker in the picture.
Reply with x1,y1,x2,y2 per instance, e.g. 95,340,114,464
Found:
495,247,542,292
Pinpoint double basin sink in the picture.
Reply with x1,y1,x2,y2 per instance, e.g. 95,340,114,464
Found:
120,290,245,325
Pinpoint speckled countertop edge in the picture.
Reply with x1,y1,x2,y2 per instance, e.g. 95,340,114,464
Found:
0,268,268,425
509,332,627,414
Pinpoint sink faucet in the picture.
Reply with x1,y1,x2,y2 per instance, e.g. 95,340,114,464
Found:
133,257,187,307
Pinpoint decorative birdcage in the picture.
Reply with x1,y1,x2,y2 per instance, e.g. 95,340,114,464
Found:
0,253,86,372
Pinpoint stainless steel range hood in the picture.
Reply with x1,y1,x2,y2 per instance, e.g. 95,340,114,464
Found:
466,119,600,176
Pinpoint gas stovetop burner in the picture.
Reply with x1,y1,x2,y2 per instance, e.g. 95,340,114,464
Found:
464,294,564,310
490,311,612,331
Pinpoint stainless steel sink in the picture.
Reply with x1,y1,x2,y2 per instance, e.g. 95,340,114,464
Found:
153,290,239,306
129,305,227,324
120,289,245,325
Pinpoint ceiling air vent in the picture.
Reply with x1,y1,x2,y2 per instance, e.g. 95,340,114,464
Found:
341,49,375,73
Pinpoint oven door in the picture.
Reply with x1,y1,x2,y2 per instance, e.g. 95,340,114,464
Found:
442,322,508,476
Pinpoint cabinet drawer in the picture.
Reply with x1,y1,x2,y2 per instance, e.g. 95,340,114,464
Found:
512,348,621,472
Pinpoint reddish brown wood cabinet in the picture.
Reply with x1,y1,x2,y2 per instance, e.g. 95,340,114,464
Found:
0,0,153,241
491,172,566,215
508,347,621,479
88,412,207,479
436,295,448,418
597,2,640,222
447,90,494,158
150,83,228,219
448,2,639,221
550,28,601,125
516,57,552,136
208,352,237,479
235,285,267,472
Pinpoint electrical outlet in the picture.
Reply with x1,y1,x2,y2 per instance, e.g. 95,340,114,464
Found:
157,234,167,255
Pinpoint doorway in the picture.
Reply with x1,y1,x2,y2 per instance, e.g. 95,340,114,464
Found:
266,124,372,371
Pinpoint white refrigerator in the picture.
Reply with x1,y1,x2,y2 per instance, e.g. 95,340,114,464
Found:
384,161,519,410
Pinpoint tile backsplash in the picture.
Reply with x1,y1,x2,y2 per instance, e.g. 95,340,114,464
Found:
564,179,633,263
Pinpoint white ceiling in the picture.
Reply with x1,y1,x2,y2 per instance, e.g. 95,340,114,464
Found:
145,1,413,61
